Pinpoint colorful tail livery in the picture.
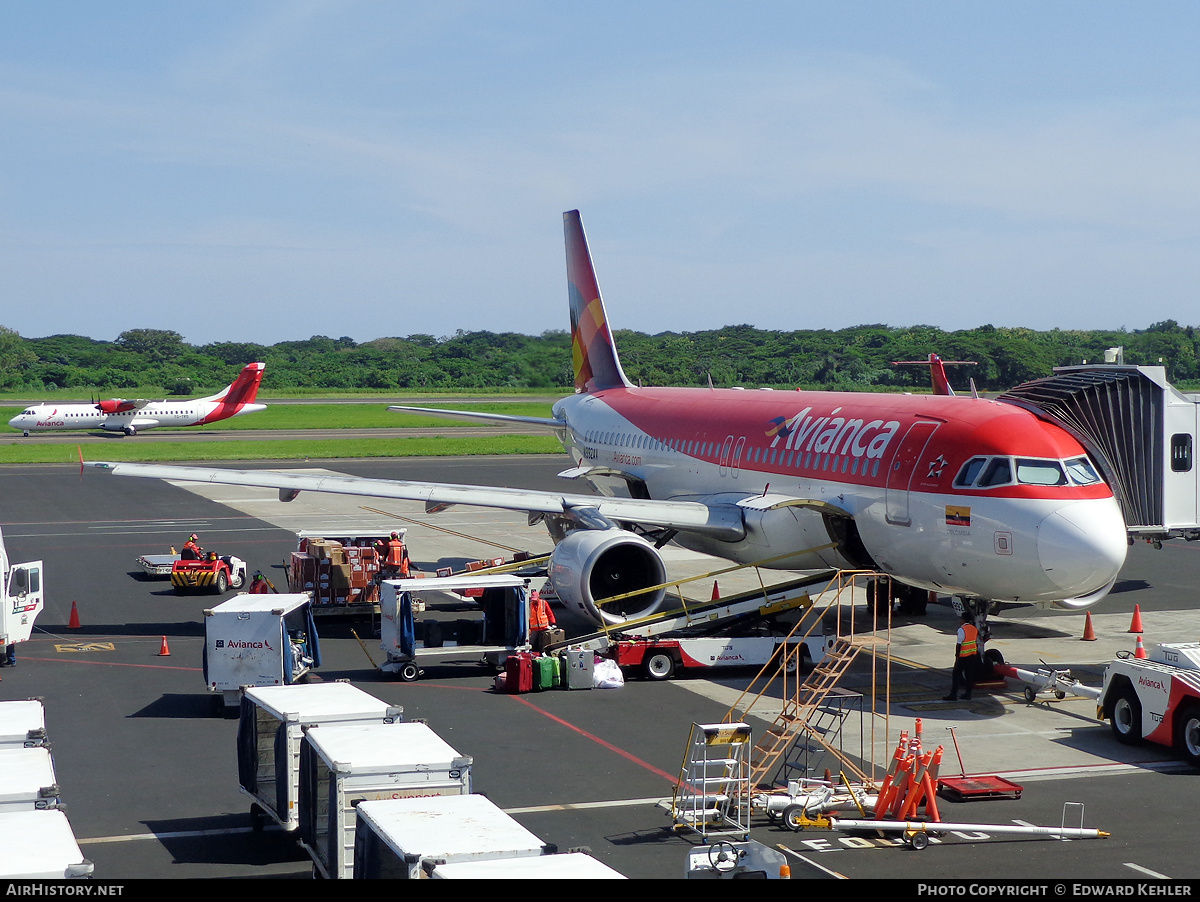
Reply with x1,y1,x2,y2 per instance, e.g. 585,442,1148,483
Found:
9,363,267,436
84,210,1129,634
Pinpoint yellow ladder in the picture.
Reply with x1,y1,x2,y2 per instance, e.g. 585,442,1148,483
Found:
667,722,753,840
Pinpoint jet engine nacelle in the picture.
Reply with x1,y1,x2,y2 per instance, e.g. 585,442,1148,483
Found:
549,528,668,627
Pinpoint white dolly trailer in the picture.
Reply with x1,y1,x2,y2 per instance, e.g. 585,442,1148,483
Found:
297,721,474,879
0,810,93,879
379,575,531,681
0,747,62,813
0,525,44,662
0,698,48,749
352,794,555,879
203,593,321,714
1099,641,1200,765
236,682,403,832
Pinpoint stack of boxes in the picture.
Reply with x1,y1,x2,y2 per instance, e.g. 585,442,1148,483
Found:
290,536,382,607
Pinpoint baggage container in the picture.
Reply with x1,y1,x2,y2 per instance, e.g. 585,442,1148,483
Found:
298,722,473,879
352,794,552,879
0,748,61,812
0,699,47,749
203,593,322,713
236,683,403,831
429,850,625,879
0,810,93,879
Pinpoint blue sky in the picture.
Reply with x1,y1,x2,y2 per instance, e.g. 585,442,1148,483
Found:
2,2,1199,347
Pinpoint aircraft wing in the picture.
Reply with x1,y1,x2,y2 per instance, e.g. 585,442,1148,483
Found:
82,461,746,541
387,405,566,429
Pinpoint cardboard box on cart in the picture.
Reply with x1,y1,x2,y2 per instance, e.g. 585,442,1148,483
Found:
203,593,322,713
236,683,403,832
297,721,473,879
352,793,553,879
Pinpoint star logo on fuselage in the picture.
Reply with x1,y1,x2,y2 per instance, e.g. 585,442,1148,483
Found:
927,454,948,479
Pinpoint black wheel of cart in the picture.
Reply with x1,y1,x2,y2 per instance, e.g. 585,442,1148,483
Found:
398,662,421,682
644,652,676,681
215,571,228,594
909,831,930,851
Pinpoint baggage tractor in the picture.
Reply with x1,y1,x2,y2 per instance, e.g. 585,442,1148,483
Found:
505,652,534,694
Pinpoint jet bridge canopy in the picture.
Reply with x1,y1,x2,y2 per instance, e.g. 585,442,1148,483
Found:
998,365,1200,540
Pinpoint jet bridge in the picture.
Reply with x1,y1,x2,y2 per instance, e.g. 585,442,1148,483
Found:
999,365,1200,542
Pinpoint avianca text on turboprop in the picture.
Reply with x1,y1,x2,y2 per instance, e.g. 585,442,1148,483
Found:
768,407,901,459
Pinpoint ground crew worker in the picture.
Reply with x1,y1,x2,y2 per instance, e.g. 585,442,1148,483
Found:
249,572,272,594
945,610,980,701
181,534,202,560
380,532,410,579
529,589,557,650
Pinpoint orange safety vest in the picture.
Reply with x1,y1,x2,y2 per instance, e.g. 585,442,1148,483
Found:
384,540,410,576
529,595,555,631
958,623,979,657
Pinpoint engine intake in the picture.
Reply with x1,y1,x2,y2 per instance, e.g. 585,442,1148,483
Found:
549,529,668,626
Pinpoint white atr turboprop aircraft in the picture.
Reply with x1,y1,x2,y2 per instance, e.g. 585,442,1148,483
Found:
10,362,266,436
83,212,1128,629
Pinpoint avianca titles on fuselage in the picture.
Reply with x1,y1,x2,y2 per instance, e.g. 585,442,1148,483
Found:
9,363,266,436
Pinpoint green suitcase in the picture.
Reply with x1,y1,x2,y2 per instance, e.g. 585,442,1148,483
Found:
534,654,557,691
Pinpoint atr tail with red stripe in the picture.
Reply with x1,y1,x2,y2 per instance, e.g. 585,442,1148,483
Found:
565,211,630,393
201,362,266,405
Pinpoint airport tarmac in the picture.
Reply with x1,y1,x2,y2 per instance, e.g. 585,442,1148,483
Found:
3,455,1200,881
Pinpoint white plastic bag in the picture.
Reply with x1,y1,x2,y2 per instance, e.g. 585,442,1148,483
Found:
592,657,625,689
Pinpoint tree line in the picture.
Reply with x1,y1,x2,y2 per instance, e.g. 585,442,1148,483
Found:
1,321,1198,395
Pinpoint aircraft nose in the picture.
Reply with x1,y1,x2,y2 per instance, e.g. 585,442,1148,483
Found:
1037,499,1128,595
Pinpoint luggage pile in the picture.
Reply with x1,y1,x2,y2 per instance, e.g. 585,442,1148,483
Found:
495,648,623,693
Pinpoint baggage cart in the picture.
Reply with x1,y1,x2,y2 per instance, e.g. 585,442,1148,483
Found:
236,683,403,831
203,593,322,714
379,575,530,681
298,721,473,879
0,699,47,749
135,552,178,578
0,747,61,812
0,810,93,879
352,793,552,879
429,850,625,879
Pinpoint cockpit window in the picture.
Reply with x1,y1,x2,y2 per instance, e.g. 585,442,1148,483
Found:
978,458,1013,487
954,457,988,488
1015,458,1067,486
1064,456,1101,485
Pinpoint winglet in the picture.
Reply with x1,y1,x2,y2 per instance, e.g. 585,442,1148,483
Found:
564,211,630,393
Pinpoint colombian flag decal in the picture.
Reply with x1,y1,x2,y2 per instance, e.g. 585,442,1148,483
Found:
945,505,971,527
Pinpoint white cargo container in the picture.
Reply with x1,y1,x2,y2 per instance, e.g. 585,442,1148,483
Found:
0,747,61,812
0,810,93,878
0,699,47,749
203,593,321,712
236,682,403,831
0,525,44,659
352,794,553,879
429,851,625,879
298,722,473,879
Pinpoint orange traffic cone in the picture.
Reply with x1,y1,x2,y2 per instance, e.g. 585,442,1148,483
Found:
1129,605,1144,634
711,581,720,601
1134,635,1147,659
1082,611,1097,641
68,601,80,629
158,636,171,657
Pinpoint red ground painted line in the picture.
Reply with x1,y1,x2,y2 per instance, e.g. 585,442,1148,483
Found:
506,693,682,787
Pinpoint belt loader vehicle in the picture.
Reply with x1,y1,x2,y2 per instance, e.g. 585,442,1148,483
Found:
236,683,403,832
1099,641,1200,766
298,721,473,879
352,794,554,879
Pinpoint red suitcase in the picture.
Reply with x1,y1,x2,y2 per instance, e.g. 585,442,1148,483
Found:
505,652,534,694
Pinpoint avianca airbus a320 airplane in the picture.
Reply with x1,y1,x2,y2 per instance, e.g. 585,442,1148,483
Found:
83,213,1128,628
11,362,266,436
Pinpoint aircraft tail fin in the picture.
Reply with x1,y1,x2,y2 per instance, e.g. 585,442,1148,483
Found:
928,354,954,397
199,363,266,405
564,210,631,393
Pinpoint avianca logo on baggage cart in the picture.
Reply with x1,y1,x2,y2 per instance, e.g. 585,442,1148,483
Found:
215,639,273,650
766,407,901,460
